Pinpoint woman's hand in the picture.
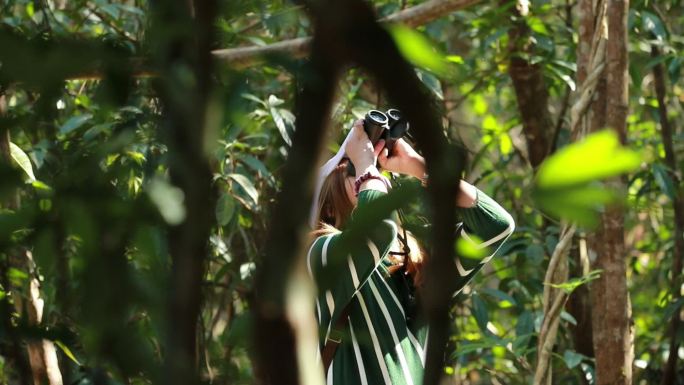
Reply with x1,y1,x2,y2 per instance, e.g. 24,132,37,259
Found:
346,120,386,177
378,138,426,179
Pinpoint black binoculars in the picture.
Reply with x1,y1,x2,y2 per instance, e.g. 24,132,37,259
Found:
363,108,410,153
347,108,410,176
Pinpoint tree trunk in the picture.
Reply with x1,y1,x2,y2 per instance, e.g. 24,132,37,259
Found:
24,250,64,385
148,1,218,384
584,0,635,384
506,0,554,169
1,92,63,385
652,45,684,385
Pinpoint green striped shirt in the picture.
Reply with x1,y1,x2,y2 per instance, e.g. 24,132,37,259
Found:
307,187,515,385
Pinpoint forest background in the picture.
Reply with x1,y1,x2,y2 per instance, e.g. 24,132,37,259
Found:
0,0,682,384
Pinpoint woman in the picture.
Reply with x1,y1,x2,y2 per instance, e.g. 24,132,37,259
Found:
308,119,515,385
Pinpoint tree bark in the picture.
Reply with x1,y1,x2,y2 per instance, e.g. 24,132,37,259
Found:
252,17,342,385
652,45,684,385
585,0,634,384
506,0,554,169
0,91,32,385
24,250,64,385
148,1,218,384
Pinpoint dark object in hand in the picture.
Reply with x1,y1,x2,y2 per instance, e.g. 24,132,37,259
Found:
363,109,409,153
347,109,410,176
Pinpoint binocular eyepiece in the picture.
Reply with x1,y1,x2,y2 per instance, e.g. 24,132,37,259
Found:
363,109,409,154
346,108,410,176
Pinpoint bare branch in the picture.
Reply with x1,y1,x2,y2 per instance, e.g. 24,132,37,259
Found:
212,0,481,68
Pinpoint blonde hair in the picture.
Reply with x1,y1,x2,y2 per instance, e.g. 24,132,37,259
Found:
311,160,427,286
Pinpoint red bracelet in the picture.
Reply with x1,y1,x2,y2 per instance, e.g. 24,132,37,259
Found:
354,172,386,196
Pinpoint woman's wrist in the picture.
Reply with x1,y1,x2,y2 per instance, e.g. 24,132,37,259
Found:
406,155,426,179
354,161,378,178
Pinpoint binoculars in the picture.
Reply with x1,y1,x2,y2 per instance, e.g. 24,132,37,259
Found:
347,108,410,176
364,109,409,153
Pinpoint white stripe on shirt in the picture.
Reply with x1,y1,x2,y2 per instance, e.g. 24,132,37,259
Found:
349,319,369,385
348,255,360,289
367,239,380,263
357,292,393,385
369,280,416,385
322,236,334,266
375,270,426,366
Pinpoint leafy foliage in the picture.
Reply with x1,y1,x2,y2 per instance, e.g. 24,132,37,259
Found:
0,0,682,384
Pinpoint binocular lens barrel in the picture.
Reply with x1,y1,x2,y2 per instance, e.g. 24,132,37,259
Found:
347,108,410,176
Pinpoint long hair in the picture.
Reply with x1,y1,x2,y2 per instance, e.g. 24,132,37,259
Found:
311,160,427,286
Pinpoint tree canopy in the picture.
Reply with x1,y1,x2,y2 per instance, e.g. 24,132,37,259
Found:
0,0,682,384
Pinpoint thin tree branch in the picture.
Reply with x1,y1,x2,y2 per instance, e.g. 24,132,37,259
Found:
212,0,481,68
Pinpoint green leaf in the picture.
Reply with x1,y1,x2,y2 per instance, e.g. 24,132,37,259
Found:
652,163,676,200
147,178,186,225
560,311,577,326
59,114,93,135
228,173,259,206
216,193,236,226
9,142,36,182
642,11,667,40
270,107,292,146
563,350,585,369
526,244,545,265
536,130,641,189
668,56,681,84
55,340,82,366
387,25,448,76
8,267,28,286
471,293,489,334
241,93,266,106
547,269,602,294
547,65,576,91
480,288,517,308
663,297,684,322
455,233,486,260
527,17,549,35
515,310,534,337
415,69,444,100
238,154,274,183
533,184,615,227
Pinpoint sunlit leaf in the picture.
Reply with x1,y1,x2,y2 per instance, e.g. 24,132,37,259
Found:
387,25,448,76
228,173,259,206
547,269,602,294
270,107,292,146
147,178,186,225
456,234,486,260
241,93,266,106
55,340,82,366
536,130,641,189
9,142,36,182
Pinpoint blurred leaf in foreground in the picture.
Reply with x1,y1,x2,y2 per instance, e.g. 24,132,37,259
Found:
387,25,449,77
532,130,641,226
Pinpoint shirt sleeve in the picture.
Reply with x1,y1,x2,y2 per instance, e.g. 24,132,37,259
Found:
453,187,515,294
307,188,398,341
